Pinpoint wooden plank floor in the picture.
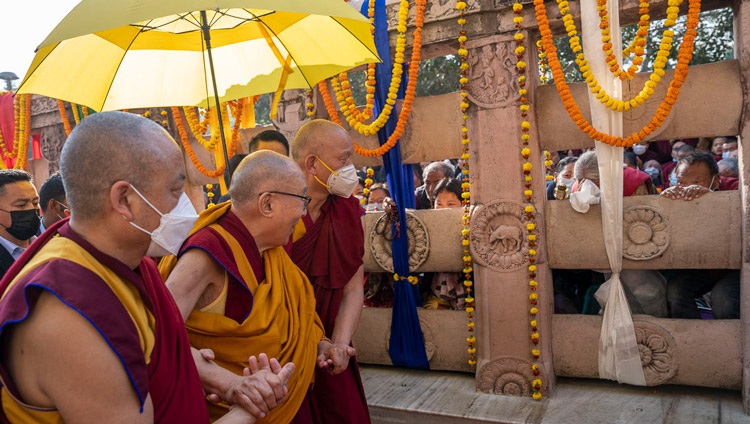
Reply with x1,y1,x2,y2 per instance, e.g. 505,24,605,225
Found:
361,365,750,424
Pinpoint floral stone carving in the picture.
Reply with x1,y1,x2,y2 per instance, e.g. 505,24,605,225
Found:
622,206,670,261
633,319,678,386
369,211,430,273
477,356,537,396
470,200,529,272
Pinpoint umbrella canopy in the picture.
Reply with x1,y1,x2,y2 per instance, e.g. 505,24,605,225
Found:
17,0,379,111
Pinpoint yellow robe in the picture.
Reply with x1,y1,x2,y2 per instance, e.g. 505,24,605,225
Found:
160,202,324,423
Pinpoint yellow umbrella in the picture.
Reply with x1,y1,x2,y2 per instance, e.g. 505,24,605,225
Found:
18,0,379,112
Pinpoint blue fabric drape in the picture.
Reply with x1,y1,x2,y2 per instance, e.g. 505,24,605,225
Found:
363,0,429,369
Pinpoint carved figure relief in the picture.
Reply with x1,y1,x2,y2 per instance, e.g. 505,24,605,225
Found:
386,315,436,361
471,200,530,272
477,356,538,396
40,124,65,173
622,206,670,261
30,95,59,115
270,89,312,141
466,40,520,109
369,211,430,273
633,319,677,386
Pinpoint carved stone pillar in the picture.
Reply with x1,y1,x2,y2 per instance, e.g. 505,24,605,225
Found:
467,32,555,397
733,0,750,413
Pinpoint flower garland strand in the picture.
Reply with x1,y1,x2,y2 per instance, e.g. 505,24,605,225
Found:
514,0,543,401
171,107,228,179
535,0,700,147
537,40,549,84
362,167,374,206
620,1,651,71
0,94,31,169
560,0,684,112
306,89,315,118
71,103,82,125
57,100,73,137
544,151,554,182
319,81,343,126
324,0,426,158
456,0,476,368
595,0,651,80
206,183,216,207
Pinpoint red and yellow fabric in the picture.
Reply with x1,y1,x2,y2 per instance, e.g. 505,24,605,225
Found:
0,221,207,423
160,202,324,423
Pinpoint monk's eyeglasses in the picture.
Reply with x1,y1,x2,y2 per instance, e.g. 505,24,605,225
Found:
262,191,312,209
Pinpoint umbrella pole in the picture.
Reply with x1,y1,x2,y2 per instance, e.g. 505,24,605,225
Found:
201,10,232,189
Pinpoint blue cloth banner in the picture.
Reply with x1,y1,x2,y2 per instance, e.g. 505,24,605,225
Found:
362,0,429,369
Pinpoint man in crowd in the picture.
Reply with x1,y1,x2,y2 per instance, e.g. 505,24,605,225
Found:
161,150,349,422
661,151,739,318
0,112,261,423
290,120,370,423
718,157,739,179
721,136,738,159
0,170,40,279
547,156,577,200
249,129,290,156
661,141,693,186
415,161,455,209
38,172,68,233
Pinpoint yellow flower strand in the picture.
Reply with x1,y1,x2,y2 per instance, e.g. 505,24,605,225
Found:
331,0,411,136
559,0,682,111
57,100,73,137
456,0,476,369
70,103,82,125
515,0,543,400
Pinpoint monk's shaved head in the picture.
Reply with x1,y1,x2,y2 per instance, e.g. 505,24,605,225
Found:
60,111,180,220
230,150,304,205
291,119,349,166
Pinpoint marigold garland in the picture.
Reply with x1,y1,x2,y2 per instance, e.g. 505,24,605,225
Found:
558,0,684,111
537,40,549,84
71,103,82,125
171,107,227,179
57,100,73,137
544,151,554,182
514,0,543,401
206,183,216,207
306,89,315,118
0,94,31,169
535,0,700,147
362,167,374,206
620,1,651,74
183,106,220,152
319,81,343,126
324,0,425,158
456,0,476,369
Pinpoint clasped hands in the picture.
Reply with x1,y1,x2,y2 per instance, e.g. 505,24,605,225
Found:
201,350,295,420
660,184,710,201
317,340,355,375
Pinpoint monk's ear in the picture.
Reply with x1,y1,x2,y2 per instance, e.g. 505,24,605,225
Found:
258,192,274,217
304,155,317,175
110,181,134,221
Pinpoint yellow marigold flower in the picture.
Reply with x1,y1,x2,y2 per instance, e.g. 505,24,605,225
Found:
466,307,475,313
525,175,533,182
457,18,467,25
530,307,539,315
522,162,532,171
516,33,525,41
462,239,470,246
468,347,477,354
529,265,537,272
530,320,537,328
526,223,535,231
458,48,468,57
532,349,540,357
521,122,531,131
529,249,537,256
515,46,526,56
525,205,534,213
513,3,523,12
520,105,529,112
531,332,539,340
456,1,467,10
521,134,530,141
468,359,477,366
532,378,542,388
529,293,538,301
461,228,470,236
513,16,523,24
524,189,533,197
460,77,469,85
532,392,542,400
516,60,527,69
467,321,475,328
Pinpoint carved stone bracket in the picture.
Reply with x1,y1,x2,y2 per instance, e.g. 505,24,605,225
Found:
386,0,480,29
31,95,60,115
476,356,538,396
622,205,670,261
464,35,521,109
270,89,313,142
633,319,678,386
470,200,530,272
369,211,430,273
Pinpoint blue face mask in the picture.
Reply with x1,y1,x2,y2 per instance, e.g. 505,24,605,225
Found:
722,151,731,160
669,172,677,187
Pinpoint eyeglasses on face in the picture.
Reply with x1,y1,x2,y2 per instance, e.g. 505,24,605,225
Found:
261,191,312,208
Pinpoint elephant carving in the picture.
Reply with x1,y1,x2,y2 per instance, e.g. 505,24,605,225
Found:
488,224,522,254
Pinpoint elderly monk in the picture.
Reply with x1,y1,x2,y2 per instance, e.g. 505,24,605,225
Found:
0,112,259,423
161,150,347,423
290,120,370,423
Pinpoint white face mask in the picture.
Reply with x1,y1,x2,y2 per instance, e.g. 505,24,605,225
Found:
364,203,384,212
559,177,576,190
669,171,677,187
632,144,648,155
128,185,198,257
315,157,359,198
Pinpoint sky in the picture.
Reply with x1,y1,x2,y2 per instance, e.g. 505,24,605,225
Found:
1,0,79,84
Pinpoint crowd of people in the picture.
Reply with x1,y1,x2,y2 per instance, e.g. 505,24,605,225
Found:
547,137,741,320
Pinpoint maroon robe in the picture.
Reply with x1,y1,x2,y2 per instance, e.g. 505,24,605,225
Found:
291,195,371,424
0,221,207,423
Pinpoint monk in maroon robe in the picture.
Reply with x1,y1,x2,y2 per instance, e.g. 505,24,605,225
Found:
290,120,371,423
0,112,256,423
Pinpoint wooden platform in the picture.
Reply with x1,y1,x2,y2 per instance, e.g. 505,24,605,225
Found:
361,365,750,423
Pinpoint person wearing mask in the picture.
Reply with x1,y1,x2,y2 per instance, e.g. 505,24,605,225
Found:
642,160,665,191
365,183,390,212
721,136,738,160
0,170,40,278
631,140,660,164
547,156,577,200
289,120,370,423
415,161,454,209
